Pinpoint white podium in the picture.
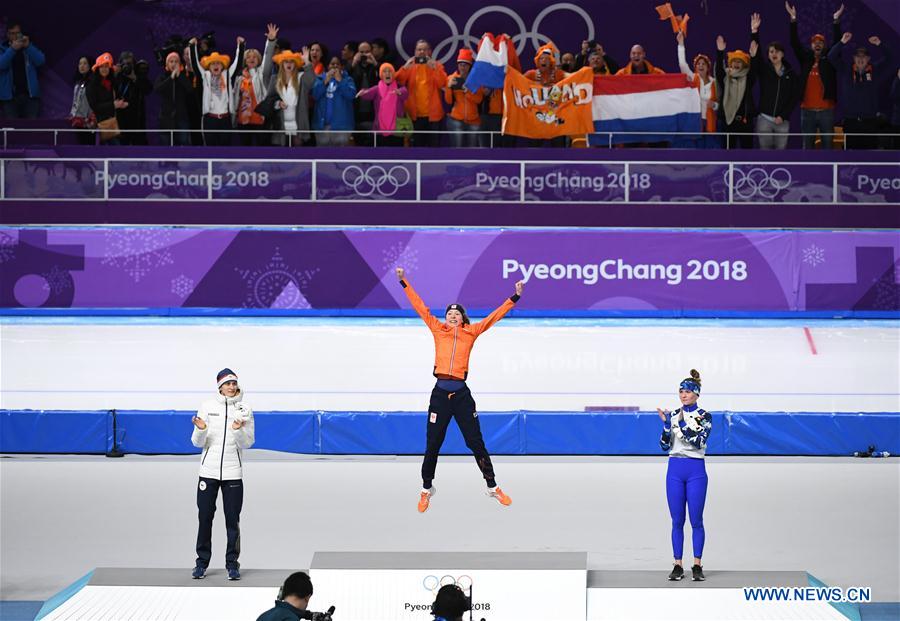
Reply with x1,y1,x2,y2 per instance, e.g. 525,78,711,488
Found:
310,551,587,621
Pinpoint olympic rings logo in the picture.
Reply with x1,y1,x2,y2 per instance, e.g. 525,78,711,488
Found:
395,4,595,65
341,164,411,198
422,575,473,593
728,167,792,200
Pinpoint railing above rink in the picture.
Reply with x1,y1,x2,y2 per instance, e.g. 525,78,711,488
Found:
2,126,900,150
1,151,898,205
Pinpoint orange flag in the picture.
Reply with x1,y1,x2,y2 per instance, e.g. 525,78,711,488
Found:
656,3,689,35
502,67,595,139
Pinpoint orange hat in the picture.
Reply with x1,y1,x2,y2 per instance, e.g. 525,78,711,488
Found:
810,33,826,44
533,42,558,67
457,48,474,64
379,62,395,78
273,50,304,67
200,52,231,69
727,50,750,66
92,52,114,71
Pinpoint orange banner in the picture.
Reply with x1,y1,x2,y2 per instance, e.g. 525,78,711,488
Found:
502,67,595,139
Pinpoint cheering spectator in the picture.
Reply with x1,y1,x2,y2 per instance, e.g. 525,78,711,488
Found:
312,56,356,146
258,48,317,146
524,43,566,85
308,41,327,75
356,63,408,146
589,48,616,76
0,20,45,118
371,37,399,69
341,41,358,71
750,13,800,149
716,35,756,150
154,52,193,146
829,32,893,149
189,36,245,146
577,40,619,74
444,48,484,148
786,2,844,149
350,40,378,145
396,39,447,147
235,24,277,146
181,43,204,145
69,56,95,145
676,32,719,148
616,44,665,75
86,53,126,144
575,40,595,68
114,51,152,145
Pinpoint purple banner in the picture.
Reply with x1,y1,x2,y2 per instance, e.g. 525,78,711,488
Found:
316,162,417,201
1,228,896,313
629,164,730,203
731,164,834,203
421,162,520,201
838,164,900,204
4,160,104,199
523,163,625,202
212,161,312,200
105,160,210,200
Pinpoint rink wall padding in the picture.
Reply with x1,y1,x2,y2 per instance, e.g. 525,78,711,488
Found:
2,410,898,456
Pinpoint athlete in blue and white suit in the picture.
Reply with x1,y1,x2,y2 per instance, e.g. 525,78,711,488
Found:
657,369,712,582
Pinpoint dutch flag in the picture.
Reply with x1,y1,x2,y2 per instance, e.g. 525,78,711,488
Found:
464,34,509,91
590,74,701,145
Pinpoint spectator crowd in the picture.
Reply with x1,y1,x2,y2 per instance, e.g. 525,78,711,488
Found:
2,4,898,149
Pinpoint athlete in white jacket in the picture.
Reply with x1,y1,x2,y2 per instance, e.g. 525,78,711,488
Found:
190,368,255,581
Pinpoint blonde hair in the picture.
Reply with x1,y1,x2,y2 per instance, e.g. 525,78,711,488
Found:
245,49,262,66
276,61,299,93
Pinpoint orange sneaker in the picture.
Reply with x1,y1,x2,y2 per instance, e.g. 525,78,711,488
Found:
417,487,435,513
487,486,512,506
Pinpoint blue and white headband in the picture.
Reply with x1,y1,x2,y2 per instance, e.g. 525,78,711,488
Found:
679,379,701,394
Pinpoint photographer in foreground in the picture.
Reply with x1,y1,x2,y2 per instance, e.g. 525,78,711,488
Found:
258,572,335,621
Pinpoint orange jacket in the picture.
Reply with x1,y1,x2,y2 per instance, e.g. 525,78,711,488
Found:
401,279,517,380
396,62,448,121
444,72,484,124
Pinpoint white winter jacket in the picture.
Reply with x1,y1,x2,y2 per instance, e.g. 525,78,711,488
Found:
191,390,255,480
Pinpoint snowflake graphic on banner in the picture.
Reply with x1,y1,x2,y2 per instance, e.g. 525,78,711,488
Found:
0,231,15,263
381,241,419,275
802,244,826,267
101,229,175,282
234,248,319,309
41,266,74,295
171,274,195,299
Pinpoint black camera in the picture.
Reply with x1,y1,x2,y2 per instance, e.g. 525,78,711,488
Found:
415,56,428,64
299,606,335,621
120,63,134,76
154,35,185,68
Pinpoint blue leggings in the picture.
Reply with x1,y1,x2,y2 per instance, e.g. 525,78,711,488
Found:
666,456,708,560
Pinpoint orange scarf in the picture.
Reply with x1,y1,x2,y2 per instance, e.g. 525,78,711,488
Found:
692,74,717,132
238,70,264,125
619,60,662,75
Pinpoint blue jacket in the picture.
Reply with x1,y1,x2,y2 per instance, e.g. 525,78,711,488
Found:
0,42,45,99
828,41,892,119
311,71,356,131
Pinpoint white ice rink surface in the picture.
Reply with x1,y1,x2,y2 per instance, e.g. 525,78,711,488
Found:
1,454,898,604
1,317,898,608
1,318,898,412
